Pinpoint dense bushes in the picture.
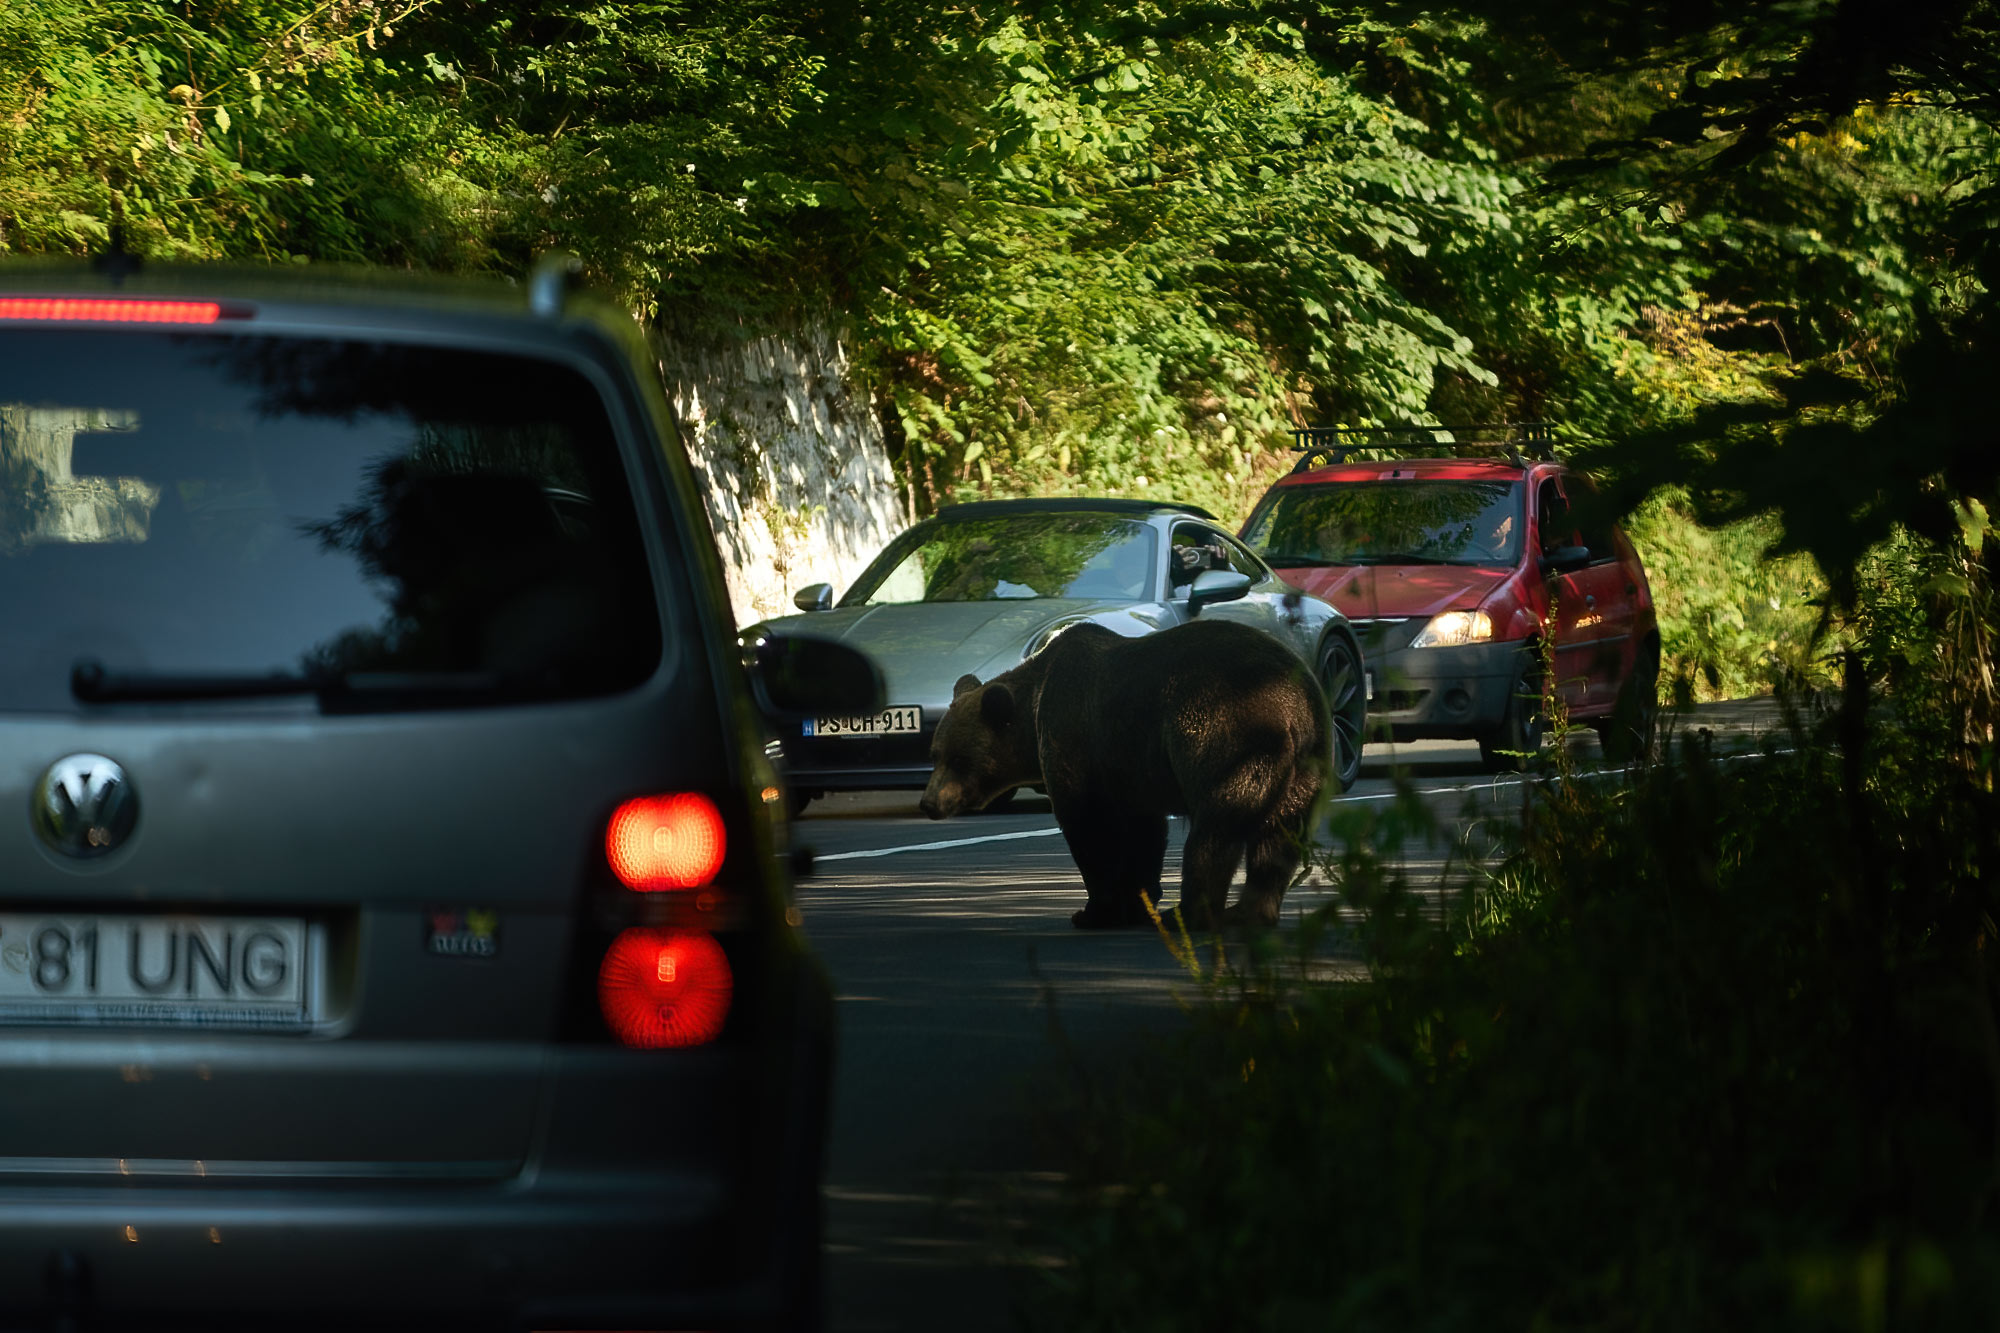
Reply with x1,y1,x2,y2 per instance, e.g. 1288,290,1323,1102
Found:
1032,636,2000,1328
1624,493,1825,700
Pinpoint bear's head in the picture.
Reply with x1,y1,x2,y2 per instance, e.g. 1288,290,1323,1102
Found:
918,671,1040,819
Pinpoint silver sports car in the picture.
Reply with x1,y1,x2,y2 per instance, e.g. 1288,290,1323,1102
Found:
749,498,1369,810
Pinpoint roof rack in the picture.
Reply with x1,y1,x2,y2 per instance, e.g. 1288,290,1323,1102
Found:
1288,422,1556,473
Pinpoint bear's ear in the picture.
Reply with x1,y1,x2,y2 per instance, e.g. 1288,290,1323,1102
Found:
980,683,1015,729
952,673,982,699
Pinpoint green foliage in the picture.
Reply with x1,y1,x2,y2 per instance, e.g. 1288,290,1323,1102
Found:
1031,681,2000,1330
1624,489,1824,699
835,12,1516,519
0,0,475,264
14,0,1999,699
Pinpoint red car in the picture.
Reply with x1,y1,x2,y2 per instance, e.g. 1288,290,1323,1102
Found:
1239,437,1659,769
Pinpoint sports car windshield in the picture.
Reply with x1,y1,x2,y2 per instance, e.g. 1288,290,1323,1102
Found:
1242,480,1524,568
846,513,1159,605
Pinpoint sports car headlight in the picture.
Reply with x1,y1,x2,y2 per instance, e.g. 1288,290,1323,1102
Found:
1024,619,1087,660
1410,610,1493,648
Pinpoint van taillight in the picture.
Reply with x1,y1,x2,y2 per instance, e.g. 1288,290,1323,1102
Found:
605,793,726,890
596,928,733,1048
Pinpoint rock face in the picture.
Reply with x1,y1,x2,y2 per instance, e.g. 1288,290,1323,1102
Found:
0,406,159,547
657,322,908,627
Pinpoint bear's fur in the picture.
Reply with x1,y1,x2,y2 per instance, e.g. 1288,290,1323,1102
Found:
918,619,1330,930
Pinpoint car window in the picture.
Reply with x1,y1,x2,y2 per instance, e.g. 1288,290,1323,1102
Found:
1242,479,1524,567
1212,530,1270,580
0,330,662,713
1537,476,1576,553
1564,475,1621,565
1169,523,1235,589
1536,473,1621,565
846,513,1159,605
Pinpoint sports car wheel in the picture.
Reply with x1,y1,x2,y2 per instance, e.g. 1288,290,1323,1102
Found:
1317,633,1367,792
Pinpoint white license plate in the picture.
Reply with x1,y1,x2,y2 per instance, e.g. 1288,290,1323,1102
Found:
803,705,923,739
0,914,313,1030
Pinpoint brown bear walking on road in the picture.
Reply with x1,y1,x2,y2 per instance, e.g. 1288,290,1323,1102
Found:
918,619,1330,930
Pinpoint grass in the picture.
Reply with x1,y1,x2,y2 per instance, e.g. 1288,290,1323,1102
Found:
1023,679,2000,1331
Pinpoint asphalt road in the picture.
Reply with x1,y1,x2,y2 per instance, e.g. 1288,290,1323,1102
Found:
792,700,1786,1331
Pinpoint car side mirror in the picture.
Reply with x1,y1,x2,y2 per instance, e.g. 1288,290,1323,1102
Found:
792,583,835,613
1187,569,1253,615
1541,545,1592,574
742,631,884,718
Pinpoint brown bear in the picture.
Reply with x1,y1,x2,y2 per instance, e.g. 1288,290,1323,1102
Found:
918,618,1329,930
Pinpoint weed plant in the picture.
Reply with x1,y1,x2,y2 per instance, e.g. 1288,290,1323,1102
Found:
1030,666,2000,1330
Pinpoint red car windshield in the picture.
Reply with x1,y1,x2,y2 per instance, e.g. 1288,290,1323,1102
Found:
1243,479,1525,568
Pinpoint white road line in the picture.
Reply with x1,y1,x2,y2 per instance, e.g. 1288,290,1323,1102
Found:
807,746,1797,864
813,827,1069,862
809,784,1473,862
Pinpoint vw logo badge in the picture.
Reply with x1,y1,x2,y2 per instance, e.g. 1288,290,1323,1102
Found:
32,754,139,859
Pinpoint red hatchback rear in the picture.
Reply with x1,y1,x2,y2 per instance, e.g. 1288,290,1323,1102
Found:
1240,435,1658,769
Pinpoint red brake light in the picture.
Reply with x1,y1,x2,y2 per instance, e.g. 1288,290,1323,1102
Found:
605,793,726,890
0,297,221,324
596,928,733,1048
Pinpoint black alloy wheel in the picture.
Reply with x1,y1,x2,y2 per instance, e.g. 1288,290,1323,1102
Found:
1317,633,1368,792
1478,659,1546,773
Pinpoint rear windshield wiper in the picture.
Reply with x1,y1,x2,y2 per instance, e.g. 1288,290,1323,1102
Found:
72,660,507,705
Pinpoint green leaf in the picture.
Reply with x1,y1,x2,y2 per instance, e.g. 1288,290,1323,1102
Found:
1954,498,1989,557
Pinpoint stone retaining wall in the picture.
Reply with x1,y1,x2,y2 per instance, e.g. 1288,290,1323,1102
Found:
656,321,907,627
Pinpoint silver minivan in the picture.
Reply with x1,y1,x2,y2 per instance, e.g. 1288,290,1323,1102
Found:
0,259,870,1329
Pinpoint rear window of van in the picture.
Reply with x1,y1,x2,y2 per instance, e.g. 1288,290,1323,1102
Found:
0,330,662,712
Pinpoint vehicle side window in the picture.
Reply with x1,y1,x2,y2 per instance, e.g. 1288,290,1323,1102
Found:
1537,477,1578,554
1211,530,1269,581
1169,524,1231,590
1566,477,1621,566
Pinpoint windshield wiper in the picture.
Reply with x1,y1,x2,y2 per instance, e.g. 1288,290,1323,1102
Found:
72,659,507,704
1349,553,1462,566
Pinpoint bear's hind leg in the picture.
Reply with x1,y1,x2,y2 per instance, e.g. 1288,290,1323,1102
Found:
1167,824,1244,933
1224,825,1306,929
